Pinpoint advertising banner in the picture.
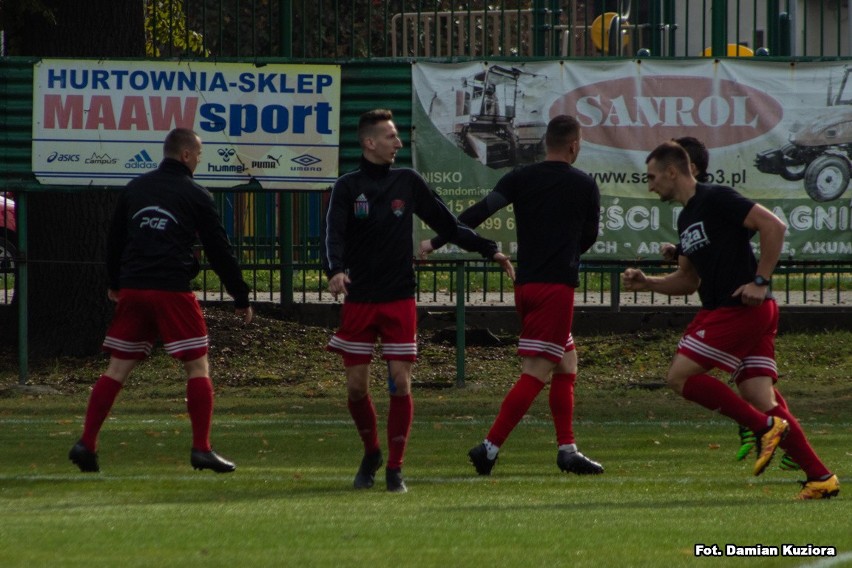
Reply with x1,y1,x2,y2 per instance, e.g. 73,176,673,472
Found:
412,60,852,260
33,59,341,190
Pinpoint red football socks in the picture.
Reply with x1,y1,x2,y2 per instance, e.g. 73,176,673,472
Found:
767,401,831,480
681,374,769,433
487,373,546,447
186,376,215,452
387,394,413,470
348,394,380,455
81,375,123,451
550,373,576,446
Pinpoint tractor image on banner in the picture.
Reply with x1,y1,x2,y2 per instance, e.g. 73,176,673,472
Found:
452,65,547,169
755,65,852,202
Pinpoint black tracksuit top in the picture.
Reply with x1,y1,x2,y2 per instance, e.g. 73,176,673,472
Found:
107,158,250,308
324,157,498,303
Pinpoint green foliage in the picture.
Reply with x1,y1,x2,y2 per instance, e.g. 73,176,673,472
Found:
145,0,209,57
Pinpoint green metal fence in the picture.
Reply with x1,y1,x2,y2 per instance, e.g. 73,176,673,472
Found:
2,1,852,385
147,0,851,59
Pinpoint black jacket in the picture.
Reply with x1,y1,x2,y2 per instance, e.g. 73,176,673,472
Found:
106,158,250,308
324,157,498,302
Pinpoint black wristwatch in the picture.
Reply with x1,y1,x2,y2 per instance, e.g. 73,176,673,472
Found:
753,275,771,287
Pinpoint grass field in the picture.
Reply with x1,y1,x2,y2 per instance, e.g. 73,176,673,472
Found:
0,391,849,567
0,313,850,567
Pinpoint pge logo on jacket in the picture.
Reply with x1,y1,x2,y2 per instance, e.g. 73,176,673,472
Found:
133,206,178,230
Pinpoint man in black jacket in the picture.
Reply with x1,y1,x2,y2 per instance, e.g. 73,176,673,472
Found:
69,128,252,474
421,115,603,477
325,109,513,493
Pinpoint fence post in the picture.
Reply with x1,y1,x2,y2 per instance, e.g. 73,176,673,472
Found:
455,260,466,387
610,268,621,312
711,0,728,57
16,191,28,384
280,192,293,310
278,0,292,57
650,0,663,57
532,0,547,56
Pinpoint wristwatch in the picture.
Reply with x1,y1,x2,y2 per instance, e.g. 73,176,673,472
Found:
753,275,771,286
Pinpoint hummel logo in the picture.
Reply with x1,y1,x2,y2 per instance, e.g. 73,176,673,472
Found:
217,148,236,162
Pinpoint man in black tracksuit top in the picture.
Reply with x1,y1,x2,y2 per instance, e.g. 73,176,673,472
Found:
69,128,252,475
324,109,513,493
421,115,604,477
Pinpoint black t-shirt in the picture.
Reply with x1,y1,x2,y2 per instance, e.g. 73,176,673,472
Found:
677,183,758,309
492,162,599,285
432,161,600,287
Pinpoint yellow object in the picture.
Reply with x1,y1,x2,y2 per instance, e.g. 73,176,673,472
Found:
590,12,629,54
702,43,754,57
796,474,840,500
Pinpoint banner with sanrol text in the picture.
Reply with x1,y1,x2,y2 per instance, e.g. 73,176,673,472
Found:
33,59,340,190
412,60,852,261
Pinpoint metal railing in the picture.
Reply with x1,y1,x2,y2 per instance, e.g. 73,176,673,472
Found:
190,256,852,309
147,0,851,60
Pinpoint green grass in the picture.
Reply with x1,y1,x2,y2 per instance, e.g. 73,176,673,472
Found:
0,390,849,567
1,315,850,566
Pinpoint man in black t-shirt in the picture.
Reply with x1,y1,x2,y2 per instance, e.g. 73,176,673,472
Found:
622,141,838,500
421,115,603,477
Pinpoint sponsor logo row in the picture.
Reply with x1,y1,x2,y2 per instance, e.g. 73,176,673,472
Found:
45,149,324,172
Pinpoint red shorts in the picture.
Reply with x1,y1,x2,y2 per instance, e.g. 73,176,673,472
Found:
102,289,208,362
514,283,576,363
327,298,417,367
677,299,778,383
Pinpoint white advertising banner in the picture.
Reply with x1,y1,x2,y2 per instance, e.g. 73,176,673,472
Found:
412,60,852,260
33,59,341,190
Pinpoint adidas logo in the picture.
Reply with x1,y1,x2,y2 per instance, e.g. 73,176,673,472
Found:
696,329,706,338
125,149,157,170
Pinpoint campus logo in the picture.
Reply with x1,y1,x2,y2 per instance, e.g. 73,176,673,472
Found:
251,154,282,169
85,152,118,165
551,76,783,150
125,149,157,169
391,199,406,218
46,151,80,163
680,221,709,254
290,153,323,172
217,148,236,162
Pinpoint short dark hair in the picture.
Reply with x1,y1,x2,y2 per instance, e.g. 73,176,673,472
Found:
358,109,394,144
163,128,200,158
646,141,691,176
674,136,709,182
545,114,581,150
